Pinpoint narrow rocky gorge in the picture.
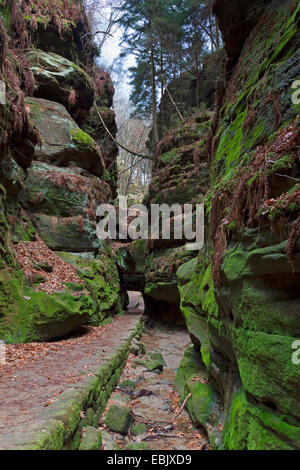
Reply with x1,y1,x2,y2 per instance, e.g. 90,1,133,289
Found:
100,304,207,451
0,0,299,452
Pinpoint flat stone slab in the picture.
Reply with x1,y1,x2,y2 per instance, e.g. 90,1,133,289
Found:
0,313,141,450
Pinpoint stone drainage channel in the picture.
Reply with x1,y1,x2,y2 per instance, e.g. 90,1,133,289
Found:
99,294,208,451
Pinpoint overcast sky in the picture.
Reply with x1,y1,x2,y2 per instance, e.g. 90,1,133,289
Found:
98,10,136,102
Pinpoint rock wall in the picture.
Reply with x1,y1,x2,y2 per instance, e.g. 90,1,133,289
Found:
148,51,224,145
124,0,300,450
143,116,211,325
174,0,300,450
0,0,123,342
117,114,211,324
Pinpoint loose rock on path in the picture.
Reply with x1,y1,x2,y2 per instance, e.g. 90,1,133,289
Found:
101,322,208,451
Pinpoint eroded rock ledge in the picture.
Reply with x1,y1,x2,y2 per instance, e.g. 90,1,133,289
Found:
122,0,300,450
0,0,123,342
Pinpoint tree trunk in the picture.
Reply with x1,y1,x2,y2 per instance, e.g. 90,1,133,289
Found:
208,1,215,52
160,45,164,130
150,38,159,145
195,47,200,109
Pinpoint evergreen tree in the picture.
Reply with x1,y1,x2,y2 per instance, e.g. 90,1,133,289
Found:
118,0,172,145
117,0,222,144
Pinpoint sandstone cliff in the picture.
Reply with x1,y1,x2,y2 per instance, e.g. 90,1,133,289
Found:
0,0,123,342
121,0,300,450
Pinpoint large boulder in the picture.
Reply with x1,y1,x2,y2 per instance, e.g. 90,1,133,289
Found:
0,264,91,343
30,213,100,253
57,252,123,324
0,236,123,343
21,162,103,218
26,97,104,177
27,50,95,124
20,161,105,253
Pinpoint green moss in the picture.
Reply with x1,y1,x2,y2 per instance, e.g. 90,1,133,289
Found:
215,109,248,170
0,268,91,343
199,264,218,319
223,390,250,450
247,404,300,450
134,351,166,372
184,379,216,427
126,442,149,450
160,149,180,165
247,416,293,450
131,423,147,436
233,328,300,417
269,154,294,173
177,259,218,369
78,427,102,451
105,405,134,434
63,282,85,292
145,280,175,292
119,379,136,390
174,346,204,397
0,0,11,31
57,252,123,325
11,211,36,244
70,129,97,149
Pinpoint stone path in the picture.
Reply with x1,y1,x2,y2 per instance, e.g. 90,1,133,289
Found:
101,323,208,451
0,291,207,450
0,311,141,449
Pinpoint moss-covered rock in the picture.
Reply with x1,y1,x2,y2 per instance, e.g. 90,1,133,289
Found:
78,427,102,451
131,423,147,436
174,345,223,447
27,97,104,177
119,380,136,391
0,0,122,347
21,162,103,219
31,213,100,253
142,114,210,323
105,405,134,434
174,346,204,397
144,246,195,306
0,268,90,343
172,0,300,451
27,50,94,124
126,442,149,450
134,351,166,372
184,379,220,429
57,251,122,325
